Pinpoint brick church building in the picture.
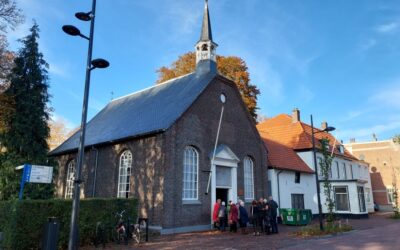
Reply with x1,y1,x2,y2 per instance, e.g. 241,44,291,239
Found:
50,1,268,234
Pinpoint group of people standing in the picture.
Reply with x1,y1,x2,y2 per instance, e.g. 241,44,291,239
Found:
212,196,279,236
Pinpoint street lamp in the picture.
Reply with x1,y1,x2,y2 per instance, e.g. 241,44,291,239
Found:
310,115,335,231
62,0,109,249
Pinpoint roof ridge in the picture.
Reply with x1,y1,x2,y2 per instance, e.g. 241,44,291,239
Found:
111,72,194,103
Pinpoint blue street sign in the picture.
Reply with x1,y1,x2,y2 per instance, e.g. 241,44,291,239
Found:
18,164,53,200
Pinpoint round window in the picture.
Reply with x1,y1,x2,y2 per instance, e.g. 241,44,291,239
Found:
220,93,226,104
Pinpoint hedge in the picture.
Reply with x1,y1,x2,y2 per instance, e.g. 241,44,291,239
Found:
0,198,138,249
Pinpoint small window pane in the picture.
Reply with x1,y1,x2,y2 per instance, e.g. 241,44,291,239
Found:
117,150,132,198
182,147,199,200
335,186,350,211
65,160,76,199
244,157,254,200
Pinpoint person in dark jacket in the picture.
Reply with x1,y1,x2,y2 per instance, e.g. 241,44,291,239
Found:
264,203,271,235
238,201,249,234
250,200,262,236
267,195,279,234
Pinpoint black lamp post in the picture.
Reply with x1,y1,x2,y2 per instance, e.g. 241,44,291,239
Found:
62,0,109,249
310,115,335,231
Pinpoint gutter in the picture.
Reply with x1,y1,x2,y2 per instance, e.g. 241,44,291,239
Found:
91,146,99,197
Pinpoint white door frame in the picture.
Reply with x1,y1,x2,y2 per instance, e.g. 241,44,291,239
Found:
209,145,240,225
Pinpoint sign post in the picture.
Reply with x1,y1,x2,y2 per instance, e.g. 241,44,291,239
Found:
17,164,53,200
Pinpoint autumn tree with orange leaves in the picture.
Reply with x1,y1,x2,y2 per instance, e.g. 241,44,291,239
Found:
156,52,260,120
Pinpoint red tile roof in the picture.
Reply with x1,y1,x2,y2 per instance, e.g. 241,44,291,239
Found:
257,114,358,172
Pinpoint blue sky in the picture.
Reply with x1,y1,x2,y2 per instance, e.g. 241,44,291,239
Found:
6,0,400,143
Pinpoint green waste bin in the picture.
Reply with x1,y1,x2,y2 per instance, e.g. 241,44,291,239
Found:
279,208,300,225
299,209,312,225
280,209,312,225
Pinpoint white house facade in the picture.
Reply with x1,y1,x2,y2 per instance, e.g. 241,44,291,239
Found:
258,109,374,219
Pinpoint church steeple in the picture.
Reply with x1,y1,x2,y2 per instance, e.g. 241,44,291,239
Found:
195,0,218,74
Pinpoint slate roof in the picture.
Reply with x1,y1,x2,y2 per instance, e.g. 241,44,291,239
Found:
199,0,213,41
50,70,217,155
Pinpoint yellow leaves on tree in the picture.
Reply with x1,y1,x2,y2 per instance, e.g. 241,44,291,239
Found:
156,52,260,120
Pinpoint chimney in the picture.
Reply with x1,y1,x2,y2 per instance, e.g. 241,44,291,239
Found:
321,121,328,130
350,138,356,143
292,108,300,123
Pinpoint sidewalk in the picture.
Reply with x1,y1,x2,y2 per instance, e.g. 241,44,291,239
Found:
83,212,400,250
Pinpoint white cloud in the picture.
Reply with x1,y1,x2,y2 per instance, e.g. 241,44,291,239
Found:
370,83,400,108
338,120,400,141
359,39,377,51
50,113,76,131
65,89,105,112
48,62,68,77
375,22,399,34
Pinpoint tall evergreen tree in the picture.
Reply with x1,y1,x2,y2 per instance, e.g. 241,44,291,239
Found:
0,23,53,200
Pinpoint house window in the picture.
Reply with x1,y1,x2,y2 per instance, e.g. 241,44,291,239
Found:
387,188,394,204
182,146,199,200
295,172,301,183
339,145,345,154
365,187,371,203
244,157,254,200
291,194,305,209
117,150,132,198
65,159,76,199
317,157,323,176
358,186,366,212
350,164,354,179
335,161,340,179
334,186,350,211
341,163,347,180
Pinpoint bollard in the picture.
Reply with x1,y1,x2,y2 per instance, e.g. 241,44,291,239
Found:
42,217,59,250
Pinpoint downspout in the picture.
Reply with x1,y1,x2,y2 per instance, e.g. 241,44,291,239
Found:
92,146,99,197
277,170,283,215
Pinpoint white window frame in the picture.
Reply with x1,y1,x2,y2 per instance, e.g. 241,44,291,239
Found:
341,163,347,180
334,186,350,212
244,156,254,201
317,157,323,177
350,164,354,179
387,188,394,204
65,159,76,199
117,150,132,198
182,146,199,201
335,161,340,179
365,187,371,203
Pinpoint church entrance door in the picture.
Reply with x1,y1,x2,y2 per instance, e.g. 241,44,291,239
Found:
216,188,229,204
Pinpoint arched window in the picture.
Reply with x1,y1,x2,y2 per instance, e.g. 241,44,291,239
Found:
117,150,132,198
244,156,254,200
65,159,76,199
182,146,199,200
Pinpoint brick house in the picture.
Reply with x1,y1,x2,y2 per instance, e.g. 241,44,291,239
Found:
257,109,374,218
49,1,268,234
345,139,400,211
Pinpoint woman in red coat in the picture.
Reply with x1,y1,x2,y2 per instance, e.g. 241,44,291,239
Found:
213,199,221,229
229,201,239,232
